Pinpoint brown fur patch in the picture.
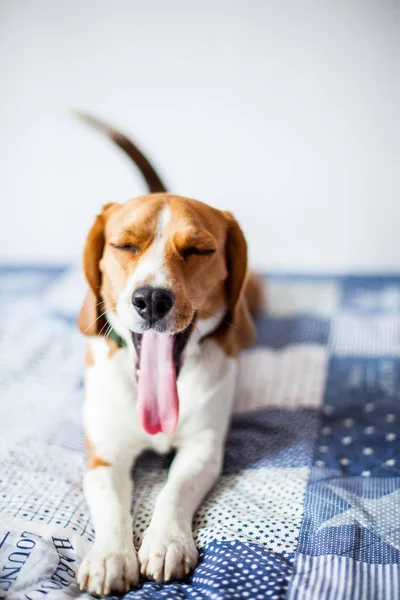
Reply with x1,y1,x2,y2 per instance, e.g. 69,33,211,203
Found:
85,435,111,470
245,272,264,316
84,345,94,367
84,338,121,367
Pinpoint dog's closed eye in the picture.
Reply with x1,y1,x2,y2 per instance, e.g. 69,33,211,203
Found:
180,246,216,261
111,243,139,253
173,228,217,263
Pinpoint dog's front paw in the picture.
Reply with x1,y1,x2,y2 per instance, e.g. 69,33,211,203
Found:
78,545,139,597
138,525,198,582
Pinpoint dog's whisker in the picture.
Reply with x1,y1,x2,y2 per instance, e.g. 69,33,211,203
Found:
94,299,118,309
98,317,114,337
81,310,109,335
104,323,113,340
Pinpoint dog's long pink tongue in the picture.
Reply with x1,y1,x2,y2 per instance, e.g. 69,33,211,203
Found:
137,330,179,435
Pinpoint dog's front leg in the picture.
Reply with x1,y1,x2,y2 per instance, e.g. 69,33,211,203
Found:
78,460,139,595
138,339,237,583
78,459,139,596
77,340,143,596
139,430,224,582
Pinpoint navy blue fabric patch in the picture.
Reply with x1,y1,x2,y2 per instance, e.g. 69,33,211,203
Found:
117,541,294,600
134,450,174,473
225,409,318,473
254,315,330,349
315,357,400,476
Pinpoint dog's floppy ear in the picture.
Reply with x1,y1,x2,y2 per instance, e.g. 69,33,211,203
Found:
78,204,115,336
214,212,255,355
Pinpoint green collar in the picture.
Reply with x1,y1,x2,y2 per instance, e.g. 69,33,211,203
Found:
108,325,128,348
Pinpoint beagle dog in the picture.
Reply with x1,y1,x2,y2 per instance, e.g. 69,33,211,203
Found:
76,114,262,596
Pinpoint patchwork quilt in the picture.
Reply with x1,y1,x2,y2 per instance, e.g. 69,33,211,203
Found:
1,266,399,600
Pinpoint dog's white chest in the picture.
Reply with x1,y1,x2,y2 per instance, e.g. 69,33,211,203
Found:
84,337,236,462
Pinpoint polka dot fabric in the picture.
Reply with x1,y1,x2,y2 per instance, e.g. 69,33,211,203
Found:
316,357,400,477
192,468,308,552
117,542,293,600
129,467,308,554
191,541,293,600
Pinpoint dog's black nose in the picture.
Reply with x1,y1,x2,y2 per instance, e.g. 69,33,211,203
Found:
131,287,175,322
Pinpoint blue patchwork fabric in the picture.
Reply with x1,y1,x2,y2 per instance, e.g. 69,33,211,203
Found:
1,267,400,599
340,276,400,313
298,474,400,563
317,357,400,477
225,409,318,472
254,314,331,349
120,543,293,600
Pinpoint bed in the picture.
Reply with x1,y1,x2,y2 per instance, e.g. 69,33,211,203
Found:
1,266,399,599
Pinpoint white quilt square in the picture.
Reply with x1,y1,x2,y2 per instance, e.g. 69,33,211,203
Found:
235,344,328,412
132,467,309,554
330,313,400,356
264,279,339,317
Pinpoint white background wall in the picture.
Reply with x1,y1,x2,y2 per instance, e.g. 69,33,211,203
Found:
0,0,398,272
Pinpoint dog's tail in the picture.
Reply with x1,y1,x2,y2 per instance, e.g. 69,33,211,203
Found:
72,111,167,194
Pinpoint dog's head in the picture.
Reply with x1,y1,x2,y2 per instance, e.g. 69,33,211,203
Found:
79,193,254,434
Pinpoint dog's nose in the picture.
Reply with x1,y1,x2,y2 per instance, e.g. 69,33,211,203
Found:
131,287,175,322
